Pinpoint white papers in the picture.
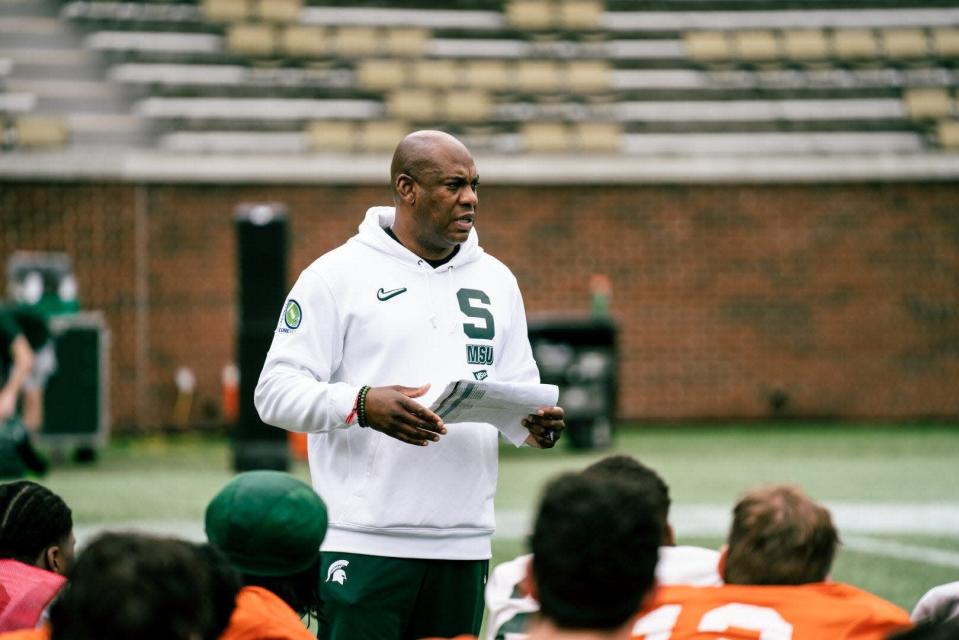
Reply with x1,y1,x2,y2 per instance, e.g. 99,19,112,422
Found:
428,380,559,447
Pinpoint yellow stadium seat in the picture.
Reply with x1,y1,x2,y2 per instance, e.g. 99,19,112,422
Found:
356,59,408,90
930,28,959,58
903,88,952,119
517,60,562,92
201,0,250,23
384,28,430,57
832,29,879,60
15,116,68,148
684,31,733,62
362,121,408,152
782,30,829,61
280,25,327,58
505,0,552,30
254,0,300,23
442,90,492,122
574,122,620,152
937,120,959,149
333,27,378,58
308,121,357,152
882,29,928,59
388,89,438,121
567,60,610,93
558,0,604,30
412,59,460,90
464,60,511,91
227,23,276,56
523,122,570,152
734,31,780,61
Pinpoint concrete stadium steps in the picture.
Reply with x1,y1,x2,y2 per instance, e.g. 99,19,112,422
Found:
0,0,149,148
0,47,101,80
0,92,36,114
603,7,959,33
66,112,150,147
0,0,56,18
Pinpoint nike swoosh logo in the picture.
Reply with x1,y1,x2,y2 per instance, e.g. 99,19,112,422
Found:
376,287,408,301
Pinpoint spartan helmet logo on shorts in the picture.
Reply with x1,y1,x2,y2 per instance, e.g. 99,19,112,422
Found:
326,559,349,585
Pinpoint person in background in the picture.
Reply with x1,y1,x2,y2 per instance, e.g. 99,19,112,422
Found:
0,308,51,477
0,481,73,633
485,454,720,640
425,470,662,640
632,484,912,639
205,470,327,640
911,581,959,627
43,532,233,640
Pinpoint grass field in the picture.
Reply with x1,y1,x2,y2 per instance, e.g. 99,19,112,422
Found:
36,422,959,613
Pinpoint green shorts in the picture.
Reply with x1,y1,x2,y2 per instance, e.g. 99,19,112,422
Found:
319,552,488,640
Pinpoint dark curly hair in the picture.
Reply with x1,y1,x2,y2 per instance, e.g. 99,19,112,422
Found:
530,472,660,631
0,480,72,567
582,454,671,539
50,532,239,640
240,556,321,624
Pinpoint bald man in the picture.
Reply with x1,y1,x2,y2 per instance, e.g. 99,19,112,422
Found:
256,130,565,640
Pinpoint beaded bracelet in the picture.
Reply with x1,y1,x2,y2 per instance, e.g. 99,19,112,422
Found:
346,385,372,427
356,385,372,428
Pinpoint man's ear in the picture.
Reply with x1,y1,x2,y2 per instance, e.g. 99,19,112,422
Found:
663,522,676,547
521,556,538,601
718,544,728,581
395,174,416,205
43,545,65,574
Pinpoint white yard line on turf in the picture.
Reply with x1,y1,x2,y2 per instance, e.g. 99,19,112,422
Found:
497,503,959,539
842,536,959,569
75,502,959,569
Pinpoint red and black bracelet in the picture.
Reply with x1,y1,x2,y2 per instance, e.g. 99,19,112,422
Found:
346,385,372,427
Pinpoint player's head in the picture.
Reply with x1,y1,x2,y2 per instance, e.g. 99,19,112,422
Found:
722,484,839,585
528,471,660,633
205,470,328,618
49,532,232,640
582,454,672,544
390,130,479,259
0,480,74,574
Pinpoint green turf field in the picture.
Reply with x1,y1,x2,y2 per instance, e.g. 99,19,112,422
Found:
35,422,959,612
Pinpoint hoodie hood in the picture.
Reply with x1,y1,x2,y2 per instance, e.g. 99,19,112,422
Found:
352,206,484,270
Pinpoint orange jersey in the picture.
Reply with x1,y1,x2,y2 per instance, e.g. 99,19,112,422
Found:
632,582,911,640
220,586,315,640
0,628,49,640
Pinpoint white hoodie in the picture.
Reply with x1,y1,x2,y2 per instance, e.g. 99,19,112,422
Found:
255,206,540,560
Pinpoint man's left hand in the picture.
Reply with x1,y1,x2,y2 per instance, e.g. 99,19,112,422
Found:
523,406,565,449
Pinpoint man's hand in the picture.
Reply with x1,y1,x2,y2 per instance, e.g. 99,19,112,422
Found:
363,384,446,446
523,406,565,449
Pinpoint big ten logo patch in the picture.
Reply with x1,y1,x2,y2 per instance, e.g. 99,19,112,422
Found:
466,344,494,366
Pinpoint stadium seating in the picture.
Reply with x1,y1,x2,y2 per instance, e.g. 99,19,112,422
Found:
0,0,954,156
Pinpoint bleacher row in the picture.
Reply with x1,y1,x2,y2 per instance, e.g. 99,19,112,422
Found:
1,0,958,155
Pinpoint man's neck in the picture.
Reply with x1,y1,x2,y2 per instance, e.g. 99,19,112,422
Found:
384,226,458,267
527,619,633,640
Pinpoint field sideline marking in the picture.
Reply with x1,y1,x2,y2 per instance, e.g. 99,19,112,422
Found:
842,536,959,569
75,503,959,569
497,503,959,538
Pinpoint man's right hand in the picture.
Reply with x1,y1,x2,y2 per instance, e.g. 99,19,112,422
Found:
363,384,447,446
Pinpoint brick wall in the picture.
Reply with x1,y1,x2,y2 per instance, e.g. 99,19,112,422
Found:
2,181,957,430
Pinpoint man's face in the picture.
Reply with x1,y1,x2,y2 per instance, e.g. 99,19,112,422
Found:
409,147,479,258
